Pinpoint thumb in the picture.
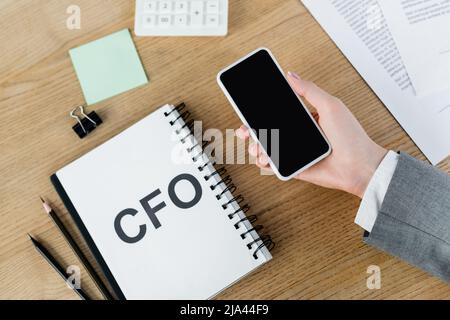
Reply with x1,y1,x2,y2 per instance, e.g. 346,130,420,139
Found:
287,72,335,113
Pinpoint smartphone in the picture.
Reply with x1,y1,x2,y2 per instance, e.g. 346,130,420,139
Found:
217,48,331,181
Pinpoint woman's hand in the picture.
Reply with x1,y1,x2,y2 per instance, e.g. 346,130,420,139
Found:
236,72,387,198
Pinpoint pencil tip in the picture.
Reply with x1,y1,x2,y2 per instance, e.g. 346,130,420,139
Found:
27,233,33,241
40,197,52,214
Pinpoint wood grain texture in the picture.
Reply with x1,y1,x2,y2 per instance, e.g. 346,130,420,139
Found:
1,0,449,300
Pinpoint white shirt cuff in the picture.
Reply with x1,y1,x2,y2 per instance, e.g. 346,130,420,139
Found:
354,151,400,232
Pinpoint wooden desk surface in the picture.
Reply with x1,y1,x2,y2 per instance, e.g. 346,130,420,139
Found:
1,0,449,300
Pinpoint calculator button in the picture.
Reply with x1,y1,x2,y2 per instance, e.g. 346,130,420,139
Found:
206,14,219,27
174,14,188,26
206,1,219,14
143,0,157,13
175,1,188,13
158,14,172,27
159,1,172,13
190,1,204,26
143,15,156,28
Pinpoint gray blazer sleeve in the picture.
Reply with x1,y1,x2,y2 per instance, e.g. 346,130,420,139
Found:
364,152,450,283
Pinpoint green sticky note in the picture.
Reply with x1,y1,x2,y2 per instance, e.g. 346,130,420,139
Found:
69,29,148,105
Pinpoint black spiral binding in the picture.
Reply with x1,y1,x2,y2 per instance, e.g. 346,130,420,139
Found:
164,103,275,260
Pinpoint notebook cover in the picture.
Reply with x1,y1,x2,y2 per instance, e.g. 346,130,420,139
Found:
50,173,126,300
48,104,272,299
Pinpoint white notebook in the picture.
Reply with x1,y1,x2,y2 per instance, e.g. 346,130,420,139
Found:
51,104,273,300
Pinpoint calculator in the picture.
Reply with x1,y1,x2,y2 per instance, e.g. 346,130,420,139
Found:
134,0,228,36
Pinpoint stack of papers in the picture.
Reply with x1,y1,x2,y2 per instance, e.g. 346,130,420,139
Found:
379,0,450,96
301,0,450,165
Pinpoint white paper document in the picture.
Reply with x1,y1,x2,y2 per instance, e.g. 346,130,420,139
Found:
378,0,450,96
301,0,450,165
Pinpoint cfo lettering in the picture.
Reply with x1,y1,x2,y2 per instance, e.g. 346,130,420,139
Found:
114,173,202,243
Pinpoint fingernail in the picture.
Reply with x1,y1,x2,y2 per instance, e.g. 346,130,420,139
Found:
259,154,269,166
288,71,301,80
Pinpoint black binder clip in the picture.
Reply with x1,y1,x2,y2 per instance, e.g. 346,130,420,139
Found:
70,105,102,139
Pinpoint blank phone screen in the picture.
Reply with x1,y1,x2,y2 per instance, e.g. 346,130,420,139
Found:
220,49,330,177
